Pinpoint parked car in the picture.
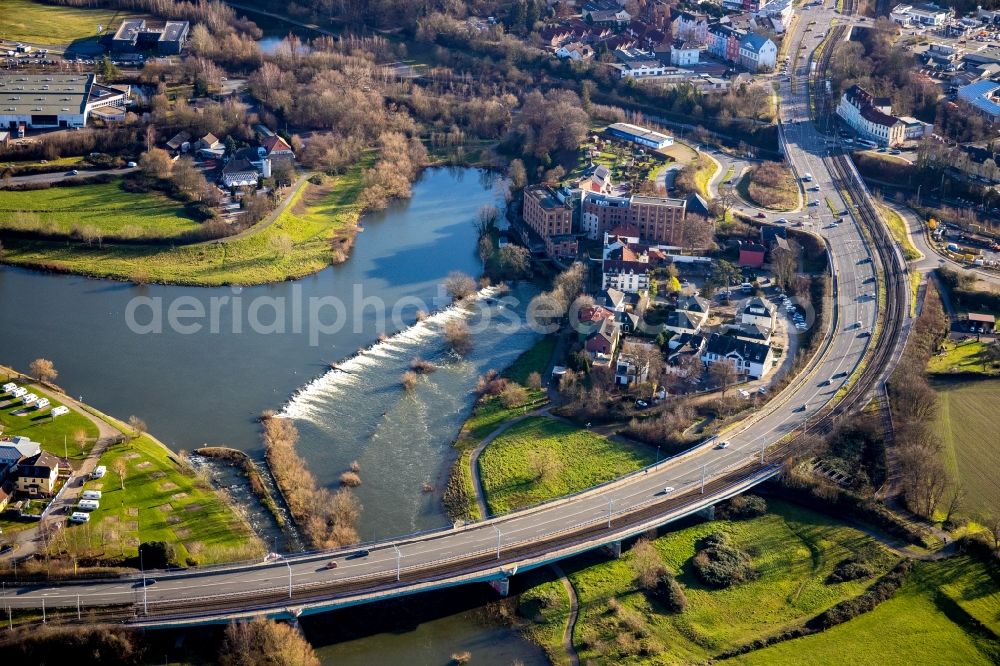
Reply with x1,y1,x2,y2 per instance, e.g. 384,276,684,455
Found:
126,161,137,168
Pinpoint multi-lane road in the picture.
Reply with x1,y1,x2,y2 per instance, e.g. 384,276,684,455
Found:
0,1,907,627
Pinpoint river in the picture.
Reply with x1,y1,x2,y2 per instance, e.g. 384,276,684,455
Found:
0,167,537,535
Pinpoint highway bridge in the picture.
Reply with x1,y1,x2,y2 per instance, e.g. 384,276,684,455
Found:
0,1,911,628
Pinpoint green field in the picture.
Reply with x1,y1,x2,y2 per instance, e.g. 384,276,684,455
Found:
0,181,201,240
504,335,556,385
0,167,365,285
0,380,98,461
734,558,1000,665
0,0,128,45
542,501,905,663
928,339,1000,376
79,433,264,565
933,378,1000,514
518,577,574,665
479,417,654,515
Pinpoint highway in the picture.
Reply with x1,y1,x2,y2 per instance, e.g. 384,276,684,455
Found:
0,1,907,627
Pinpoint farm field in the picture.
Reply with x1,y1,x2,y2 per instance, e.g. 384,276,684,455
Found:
733,557,1000,665
932,378,1000,514
478,417,655,515
0,0,128,45
0,181,201,240
0,166,365,285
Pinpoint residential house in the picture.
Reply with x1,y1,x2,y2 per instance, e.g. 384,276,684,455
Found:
582,192,688,244
702,332,774,379
664,294,710,335
583,0,632,26
673,10,709,45
585,317,621,364
727,322,773,344
836,84,907,146
0,437,41,479
262,134,294,158
556,42,595,60
667,333,706,375
707,24,743,63
670,40,700,67
197,132,223,151
602,242,651,293
14,451,61,496
221,159,259,188
599,287,628,312
616,51,670,79
741,296,776,328
738,242,767,268
0,483,12,513
615,339,657,385
738,33,777,72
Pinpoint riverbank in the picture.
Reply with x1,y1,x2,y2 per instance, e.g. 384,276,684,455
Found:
0,364,263,568
0,166,366,286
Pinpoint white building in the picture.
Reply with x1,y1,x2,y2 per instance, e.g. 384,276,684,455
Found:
738,33,777,73
702,333,775,379
616,49,670,79
740,296,777,329
556,42,594,60
0,73,129,130
890,3,950,26
836,85,907,147
670,40,700,67
674,11,709,45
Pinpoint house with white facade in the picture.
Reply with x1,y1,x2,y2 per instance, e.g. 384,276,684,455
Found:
738,33,777,72
670,40,700,67
616,49,670,79
674,10,709,45
556,42,595,60
836,85,907,147
740,296,776,329
702,333,775,379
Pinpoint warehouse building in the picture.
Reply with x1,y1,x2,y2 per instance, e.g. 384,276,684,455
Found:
604,122,674,149
111,19,189,55
0,74,129,130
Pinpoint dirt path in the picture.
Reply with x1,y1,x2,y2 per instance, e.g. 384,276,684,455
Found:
193,172,313,246
549,562,581,666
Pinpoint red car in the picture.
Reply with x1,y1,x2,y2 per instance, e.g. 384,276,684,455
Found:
756,212,767,219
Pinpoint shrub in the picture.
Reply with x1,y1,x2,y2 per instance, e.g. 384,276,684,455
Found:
653,570,687,613
409,357,437,374
499,382,529,408
691,532,758,588
827,543,885,583
443,318,473,356
716,494,768,520
809,560,913,630
401,371,419,391
339,471,362,487
138,541,175,569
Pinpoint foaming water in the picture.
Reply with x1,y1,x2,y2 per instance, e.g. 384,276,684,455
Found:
281,282,541,537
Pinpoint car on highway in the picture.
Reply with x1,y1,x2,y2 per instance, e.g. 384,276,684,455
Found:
324,560,339,569
715,441,730,449
809,185,821,192
345,549,370,560
662,486,675,494
795,404,808,412
776,217,788,224
133,578,156,587
858,257,872,264
858,330,871,337
756,212,767,218
808,199,820,206
66,169,79,176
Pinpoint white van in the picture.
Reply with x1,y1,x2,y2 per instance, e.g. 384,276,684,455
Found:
69,512,91,523
82,490,102,500
77,499,99,511
802,173,813,182
91,465,107,479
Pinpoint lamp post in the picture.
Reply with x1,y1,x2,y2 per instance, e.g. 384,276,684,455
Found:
701,464,707,494
140,547,147,615
656,445,661,464
493,526,501,560
607,498,614,528
393,544,401,582
285,559,292,599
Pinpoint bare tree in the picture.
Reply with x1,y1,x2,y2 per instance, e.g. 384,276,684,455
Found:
113,458,127,491
127,415,147,442
444,271,477,301
443,319,473,356
527,448,562,484
29,358,58,383
138,148,173,179
220,617,321,666
709,361,739,397
942,484,966,526
630,537,665,590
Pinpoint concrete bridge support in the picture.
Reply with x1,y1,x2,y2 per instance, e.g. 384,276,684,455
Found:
489,577,510,597
697,505,716,521
601,540,622,559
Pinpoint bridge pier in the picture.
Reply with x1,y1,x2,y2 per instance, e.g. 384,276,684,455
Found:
601,540,622,559
488,577,510,597
697,505,716,521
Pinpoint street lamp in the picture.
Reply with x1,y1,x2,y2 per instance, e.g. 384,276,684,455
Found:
607,498,614,528
285,559,293,599
393,544,401,581
493,526,501,560
701,464,707,494
656,445,661,464
140,547,147,615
